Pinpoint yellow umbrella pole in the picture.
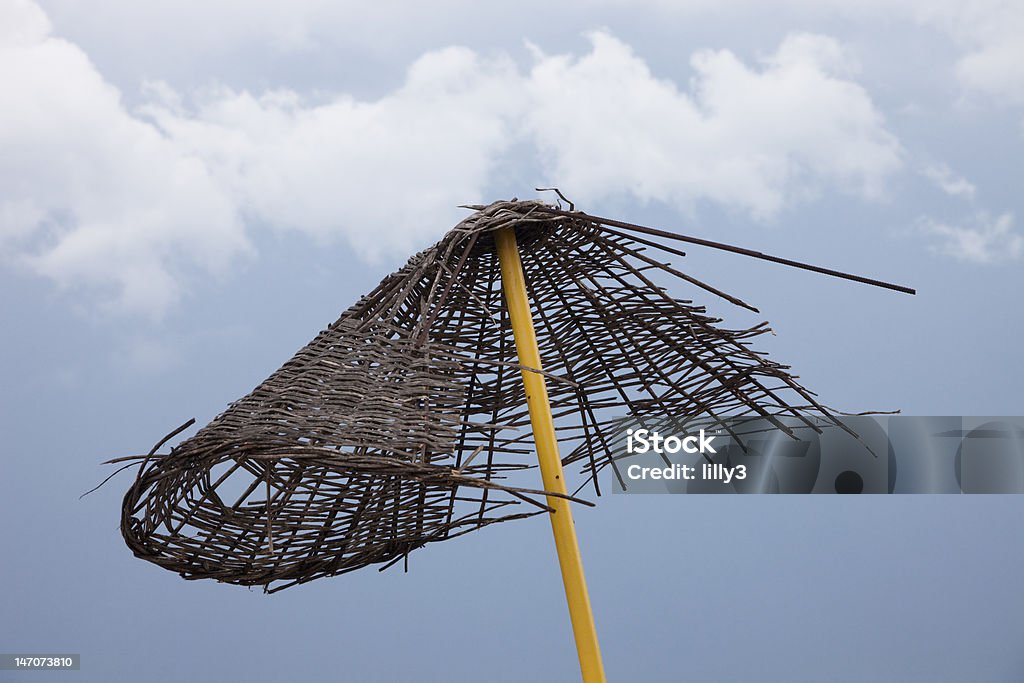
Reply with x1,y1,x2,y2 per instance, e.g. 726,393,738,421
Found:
494,227,606,683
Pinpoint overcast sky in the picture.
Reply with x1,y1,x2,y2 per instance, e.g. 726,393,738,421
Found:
2,1,1023,681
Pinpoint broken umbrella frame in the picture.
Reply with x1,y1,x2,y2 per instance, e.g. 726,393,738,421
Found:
108,196,914,682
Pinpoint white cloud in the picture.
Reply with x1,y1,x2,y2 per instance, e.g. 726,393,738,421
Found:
1,0,48,46
0,0,248,316
591,1,1024,108
34,0,1024,110
2,1,904,315
524,32,901,216
919,0,1024,105
140,47,523,260
921,163,976,200
919,212,1023,263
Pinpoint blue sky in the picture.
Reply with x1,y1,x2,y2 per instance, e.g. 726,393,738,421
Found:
2,1,1023,681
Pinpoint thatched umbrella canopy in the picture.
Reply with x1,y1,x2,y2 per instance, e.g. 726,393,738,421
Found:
114,198,907,593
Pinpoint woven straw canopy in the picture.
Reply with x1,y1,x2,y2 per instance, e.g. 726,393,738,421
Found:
118,199,835,592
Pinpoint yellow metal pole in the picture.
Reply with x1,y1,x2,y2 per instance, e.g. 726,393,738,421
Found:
494,227,606,683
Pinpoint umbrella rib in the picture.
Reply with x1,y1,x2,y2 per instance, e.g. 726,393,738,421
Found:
537,206,916,295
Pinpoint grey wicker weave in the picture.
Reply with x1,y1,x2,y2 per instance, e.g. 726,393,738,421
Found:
116,199,880,592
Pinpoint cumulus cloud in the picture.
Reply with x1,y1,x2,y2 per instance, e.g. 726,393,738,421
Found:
919,212,1023,263
139,47,523,260
597,0,1024,109
2,1,904,315
36,0,1024,110
931,0,1024,105
524,32,901,216
921,162,976,200
0,0,248,315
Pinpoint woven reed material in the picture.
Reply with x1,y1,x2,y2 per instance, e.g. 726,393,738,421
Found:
119,200,837,591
